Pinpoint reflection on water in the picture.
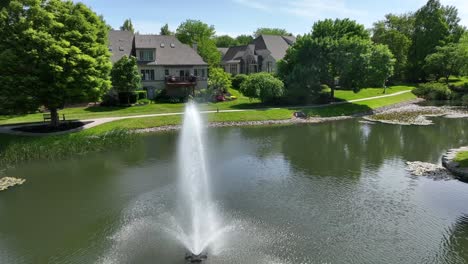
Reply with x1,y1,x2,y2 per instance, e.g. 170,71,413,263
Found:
0,117,467,263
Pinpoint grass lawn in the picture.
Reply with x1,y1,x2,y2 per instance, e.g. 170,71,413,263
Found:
455,151,468,168
86,91,417,134
0,85,414,126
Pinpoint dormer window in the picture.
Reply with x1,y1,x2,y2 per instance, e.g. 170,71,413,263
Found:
170,43,175,48
160,43,165,48
138,50,154,61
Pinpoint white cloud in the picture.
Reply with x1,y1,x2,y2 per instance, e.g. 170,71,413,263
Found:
232,0,364,20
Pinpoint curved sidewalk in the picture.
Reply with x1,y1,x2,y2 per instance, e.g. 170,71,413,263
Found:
0,90,412,136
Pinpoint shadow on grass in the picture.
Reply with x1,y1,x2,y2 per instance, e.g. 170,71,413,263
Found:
83,105,132,113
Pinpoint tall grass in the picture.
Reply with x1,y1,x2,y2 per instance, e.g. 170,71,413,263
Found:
0,129,138,167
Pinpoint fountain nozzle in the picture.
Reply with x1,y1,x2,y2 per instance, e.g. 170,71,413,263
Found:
185,252,208,263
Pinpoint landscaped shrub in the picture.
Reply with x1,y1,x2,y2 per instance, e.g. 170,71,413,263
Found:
100,94,119,107
118,92,138,105
232,74,248,90
240,72,285,104
137,98,151,105
412,82,452,100
135,90,147,100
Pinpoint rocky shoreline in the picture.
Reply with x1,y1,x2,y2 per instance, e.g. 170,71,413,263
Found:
442,147,468,181
0,177,26,191
136,99,424,134
406,161,453,181
364,101,468,126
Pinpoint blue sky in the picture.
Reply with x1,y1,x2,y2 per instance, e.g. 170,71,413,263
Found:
77,0,468,36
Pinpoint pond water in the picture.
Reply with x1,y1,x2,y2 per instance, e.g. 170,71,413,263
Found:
1,118,468,263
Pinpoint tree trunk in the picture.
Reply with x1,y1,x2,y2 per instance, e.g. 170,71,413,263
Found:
50,108,60,128
446,75,450,84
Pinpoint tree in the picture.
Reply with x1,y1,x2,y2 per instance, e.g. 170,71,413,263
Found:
0,0,111,126
111,56,141,92
197,37,221,67
232,74,248,90
236,34,254,45
408,0,450,81
208,67,231,92
254,28,291,37
120,18,135,32
424,43,468,83
160,23,173,35
366,44,396,91
175,19,215,45
372,14,414,81
214,35,237,47
240,73,284,103
311,18,370,40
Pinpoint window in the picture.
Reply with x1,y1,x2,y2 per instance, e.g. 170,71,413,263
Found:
139,50,154,61
194,69,198,76
141,69,155,81
165,69,169,76
201,69,206,78
267,62,273,73
230,64,238,75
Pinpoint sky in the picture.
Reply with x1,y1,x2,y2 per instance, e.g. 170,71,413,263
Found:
75,0,468,36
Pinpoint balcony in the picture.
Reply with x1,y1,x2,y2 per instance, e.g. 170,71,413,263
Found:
165,75,197,87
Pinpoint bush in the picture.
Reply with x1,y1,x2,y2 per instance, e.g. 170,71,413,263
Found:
462,94,468,107
232,74,248,90
100,94,119,107
118,92,138,105
240,72,285,104
412,82,452,100
135,90,147,100
137,98,151,105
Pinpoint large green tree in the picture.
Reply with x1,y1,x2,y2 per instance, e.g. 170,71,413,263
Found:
240,73,284,103
175,19,215,45
254,28,291,37
0,0,111,126
120,18,135,32
208,67,231,92
197,37,221,66
366,44,396,91
214,35,237,47
408,0,453,81
372,14,414,81
111,56,141,92
424,42,468,83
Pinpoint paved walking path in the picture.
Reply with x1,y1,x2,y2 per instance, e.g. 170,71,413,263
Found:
0,90,412,136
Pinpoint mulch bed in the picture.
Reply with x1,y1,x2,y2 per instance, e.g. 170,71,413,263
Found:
12,121,92,133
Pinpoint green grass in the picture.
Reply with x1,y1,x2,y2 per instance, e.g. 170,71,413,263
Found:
455,151,468,168
0,86,413,126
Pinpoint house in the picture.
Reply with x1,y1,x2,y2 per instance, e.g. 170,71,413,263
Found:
220,35,296,75
108,30,208,99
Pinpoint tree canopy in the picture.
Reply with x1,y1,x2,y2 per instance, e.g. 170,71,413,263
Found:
120,18,135,32
0,0,111,125
254,28,291,37
160,23,173,35
197,37,221,66
214,35,237,47
111,56,141,92
175,19,215,45
208,67,231,91
235,34,254,45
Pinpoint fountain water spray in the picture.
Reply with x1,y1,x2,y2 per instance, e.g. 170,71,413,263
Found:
177,102,222,262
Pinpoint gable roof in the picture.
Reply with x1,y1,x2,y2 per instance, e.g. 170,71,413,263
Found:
134,35,207,66
217,47,229,56
254,35,296,60
221,35,296,63
108,30,134,63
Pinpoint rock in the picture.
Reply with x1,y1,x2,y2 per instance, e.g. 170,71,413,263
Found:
406,161,453,181
442,146,468,181
0,177,26,191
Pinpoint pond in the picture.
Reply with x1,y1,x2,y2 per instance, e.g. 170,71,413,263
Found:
1,118,468,263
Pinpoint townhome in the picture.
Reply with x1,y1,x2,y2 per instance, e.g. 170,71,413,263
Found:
220,35,296,75
108,30,208,99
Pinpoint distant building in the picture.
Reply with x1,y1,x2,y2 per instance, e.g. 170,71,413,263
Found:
220,35,296,75
108,30,208,98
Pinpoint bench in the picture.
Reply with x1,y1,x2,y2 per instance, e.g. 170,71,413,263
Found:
43,113,66,123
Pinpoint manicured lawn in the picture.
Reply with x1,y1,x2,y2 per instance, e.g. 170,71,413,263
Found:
455,151,468,168
86,92,417,134
0,86,414,126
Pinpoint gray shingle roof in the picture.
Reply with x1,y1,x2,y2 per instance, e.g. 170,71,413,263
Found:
221,35,296,63
217,48,229,56
135,35,207,66
108,30,134,63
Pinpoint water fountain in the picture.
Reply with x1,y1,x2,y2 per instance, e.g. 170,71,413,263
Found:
177,102,222,262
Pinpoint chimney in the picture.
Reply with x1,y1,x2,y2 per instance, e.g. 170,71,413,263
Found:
192,42,198,51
